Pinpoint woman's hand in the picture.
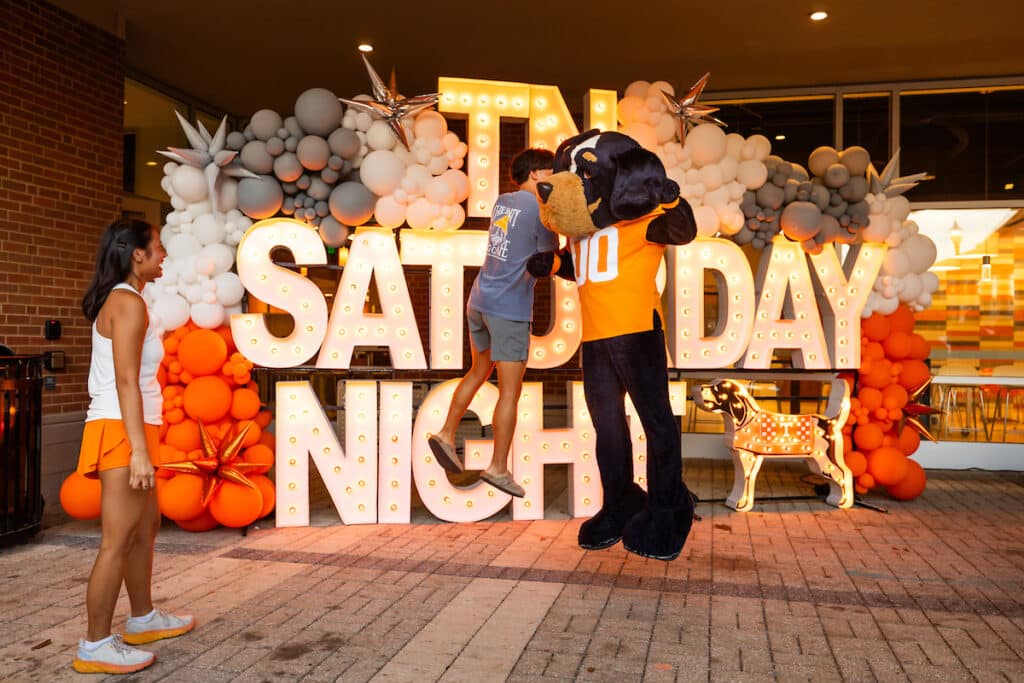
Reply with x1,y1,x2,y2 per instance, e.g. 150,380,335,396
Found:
129,451,156,491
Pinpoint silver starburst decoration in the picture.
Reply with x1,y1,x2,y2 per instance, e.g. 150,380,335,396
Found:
867,149,934,197
660,72,726,144
338,53,439,149
158,112,257,213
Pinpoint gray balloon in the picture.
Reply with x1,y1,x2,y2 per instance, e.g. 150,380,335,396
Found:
296,174,311,191
734,227,754,245
297,135,330,172
783,178,800,203
284,116,304,138
752,237,765,249
285,136,298,152
294,88,343,137
283,197,295,214
809,184,830,210
226,131,246,151
808,147,839,177
791,164,810,182
839,176,869,203
237,175,283,220
771,171,788,188
307,176,331,201
848,199,870,217
273,152,303,183
755,183,784,210
250,109,283,141
303,196,315,209
277,127,288,139
318,215,350,247
304,207,316,220
328,128,361,159
329,181,376,226
240,140,274,174
266,137,285,157
829,190,844,207
824,201,848,218
281,182,297,195
823,163,851,189
243,125,254,141
818,214,841,242
321,167,340,184
315,200,330,218
780,201,822,242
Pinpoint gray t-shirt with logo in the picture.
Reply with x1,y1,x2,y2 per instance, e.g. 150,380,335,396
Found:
468,190,558,322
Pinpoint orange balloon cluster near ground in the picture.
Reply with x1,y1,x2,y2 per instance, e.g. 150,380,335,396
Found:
58,324,277,528
845,305,929,501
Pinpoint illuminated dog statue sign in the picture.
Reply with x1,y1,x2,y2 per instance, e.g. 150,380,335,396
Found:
692,379,854,512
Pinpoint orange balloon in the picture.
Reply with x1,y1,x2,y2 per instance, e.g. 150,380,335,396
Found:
178,329,229,377
254,410,273,429
861,359,894,389
867,446,909,486
857,472,876,490
853,423,884,451
898,428,921,456
887,305,916,334
59,472,102,520
907,334,931,361
882,384,909,411
157,366,167,387
250,474,276,518
898,360,931,390
259,430,275,449
158,474,206,521
887,459,927,500
883,332,912,361
165,408,185,425
183,375,233,423
231,389,261,420
215,325,237,354
243,444,274,474
175,507,219,532
165,419,201,452
163,336,180,356
845,450,868,478
881,431,899,447
209,481,263,528
862,314,891,342
862,342,885,362
858,387,883,411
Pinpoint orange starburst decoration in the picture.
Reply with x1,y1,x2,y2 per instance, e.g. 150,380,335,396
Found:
159,422,261,505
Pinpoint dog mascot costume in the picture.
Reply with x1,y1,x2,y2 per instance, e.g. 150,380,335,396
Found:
527,130,699,560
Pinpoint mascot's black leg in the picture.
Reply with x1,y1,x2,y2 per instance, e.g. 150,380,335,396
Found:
578,340,647,550
614,322,696,561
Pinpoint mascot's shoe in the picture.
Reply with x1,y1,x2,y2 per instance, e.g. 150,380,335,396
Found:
622,487,698,561
123,609,195,645
427,434,463,473
578,483,647,550
480,471,525,498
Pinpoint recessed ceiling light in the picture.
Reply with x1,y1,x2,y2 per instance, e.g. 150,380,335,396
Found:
774,134,786,141
810,10,828,21
1005,182,1015,190
145,161,158,166
358,43,373,53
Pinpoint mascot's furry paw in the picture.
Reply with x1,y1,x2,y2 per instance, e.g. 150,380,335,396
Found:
526,251,555,278
578,482,647,550
622,486,697,561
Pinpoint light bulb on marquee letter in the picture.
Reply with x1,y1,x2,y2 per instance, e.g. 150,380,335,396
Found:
318,228,426,369
583,89,618,132
528,277,582,369
412,380,509,522
809,243,886,369
511,382,602,520
400,230,487,369
666,238,755,368
741,236,829,369
439,77,530,218
232,218,328,368
528,84,579,152
377,382,413,524
275,381,378,527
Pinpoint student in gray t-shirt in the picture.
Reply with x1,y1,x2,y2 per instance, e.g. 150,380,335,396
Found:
427,148,558,498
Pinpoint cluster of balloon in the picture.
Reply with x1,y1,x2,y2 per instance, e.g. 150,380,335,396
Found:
148,114,250,334
843,305,931,501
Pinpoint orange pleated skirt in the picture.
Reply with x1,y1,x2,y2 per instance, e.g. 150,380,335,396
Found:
77,419,160,479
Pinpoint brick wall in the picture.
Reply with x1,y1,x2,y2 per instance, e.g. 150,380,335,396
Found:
0,0,124,414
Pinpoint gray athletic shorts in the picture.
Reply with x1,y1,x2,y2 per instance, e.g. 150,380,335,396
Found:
466,307,530,362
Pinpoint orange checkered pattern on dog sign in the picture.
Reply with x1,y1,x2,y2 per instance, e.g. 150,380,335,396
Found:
736,412,817,455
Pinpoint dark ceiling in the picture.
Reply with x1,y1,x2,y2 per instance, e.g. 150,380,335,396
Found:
52,0,1024,118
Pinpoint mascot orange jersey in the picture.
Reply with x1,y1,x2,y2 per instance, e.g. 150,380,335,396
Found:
567,200,679,341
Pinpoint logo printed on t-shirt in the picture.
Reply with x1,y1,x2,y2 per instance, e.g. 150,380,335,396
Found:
487,204,522,261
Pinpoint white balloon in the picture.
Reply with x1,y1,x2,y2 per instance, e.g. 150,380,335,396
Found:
190,302,226,329
624,80,650,99
406,198,433,229
686,124,728,167
704,185,730,208
427,154,450,175
165,233,202,260
355,111,373,132
718,157,738,184
366,120,397,151
725,133,745,160
883,249,911,277
425,175,456,205
153,294,189,331
413,110,448,139
442,169,470,202
921,271,939,293
747,135,772,162
360,150,406,196
198,243,234,276
621,122,658,151
716,202,745,236
736,159,768,190
862,213,892,243
698,164,723,192
693,205,720,236
899,273,923,302
171,165,208,203
374,195,406,229
886,195,912,222
213,272,244,306
192,214,225,246
218,177,238,212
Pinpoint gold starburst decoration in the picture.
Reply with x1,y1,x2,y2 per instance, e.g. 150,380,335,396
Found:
159,422,260,505
338,53,439,149
898,377,941,442
660,72,726,144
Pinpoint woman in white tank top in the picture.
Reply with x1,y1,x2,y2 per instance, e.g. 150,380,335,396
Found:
73,219,194,674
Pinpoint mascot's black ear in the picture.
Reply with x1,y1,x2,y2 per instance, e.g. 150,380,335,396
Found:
554,129,600,172
609,147,679,221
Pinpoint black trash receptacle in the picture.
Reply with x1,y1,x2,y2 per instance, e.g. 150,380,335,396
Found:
1,355,43,547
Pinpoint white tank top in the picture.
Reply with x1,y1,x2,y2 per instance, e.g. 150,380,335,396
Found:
86,283,164,424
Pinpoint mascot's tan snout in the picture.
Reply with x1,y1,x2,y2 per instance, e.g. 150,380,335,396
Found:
536,171,600,239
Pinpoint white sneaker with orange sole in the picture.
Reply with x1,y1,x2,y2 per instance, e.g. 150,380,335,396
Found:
123,608,195,645
72,634,155,674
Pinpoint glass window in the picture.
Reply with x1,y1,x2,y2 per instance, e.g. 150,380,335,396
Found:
708,97,835,172
900,88,1024,201
842,93,890,170
124,79,188,202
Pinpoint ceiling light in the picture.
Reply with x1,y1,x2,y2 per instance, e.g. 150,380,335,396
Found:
1005,182,1015,191
358,43,373,53
809,10,828,21
774,134,786,141
145,161,158,166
